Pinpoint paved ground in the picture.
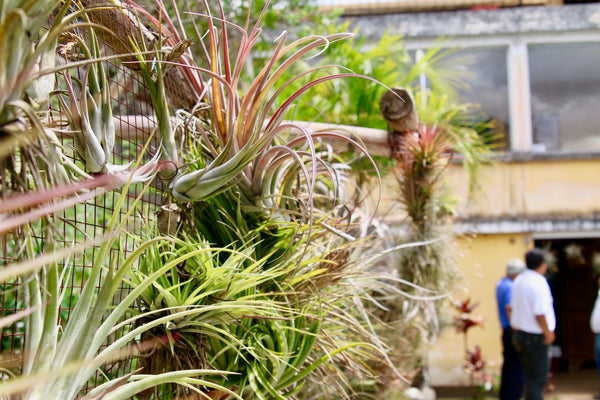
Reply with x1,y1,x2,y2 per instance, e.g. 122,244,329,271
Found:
435,368,599,400
551,369,599,400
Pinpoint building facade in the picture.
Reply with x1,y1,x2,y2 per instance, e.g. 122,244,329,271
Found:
334,1,600,387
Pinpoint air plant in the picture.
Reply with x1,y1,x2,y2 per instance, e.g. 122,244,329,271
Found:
394,124,455,237
464,345,493,394
57,18,116,174
453,297,485,392
114,0,380,216
0,0,78,197
0,157,160,236
0,165,241,400
127,21,183,175
125,230,309,398
126,208,404,399
388,123,458,338
0,0,64,125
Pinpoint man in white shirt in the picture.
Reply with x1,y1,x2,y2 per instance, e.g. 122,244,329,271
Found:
509,248,555,400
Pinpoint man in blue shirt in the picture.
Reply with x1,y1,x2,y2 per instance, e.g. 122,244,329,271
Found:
496,258,526,400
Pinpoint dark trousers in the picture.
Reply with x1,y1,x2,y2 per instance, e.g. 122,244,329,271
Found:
500,328,524,400
513,330,549,400
595,334,600,377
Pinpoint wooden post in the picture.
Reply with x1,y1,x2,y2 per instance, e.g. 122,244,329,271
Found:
379,87,419,135
379,87,419,158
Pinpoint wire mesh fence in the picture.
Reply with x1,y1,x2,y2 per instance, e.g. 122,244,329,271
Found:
0,10,166,392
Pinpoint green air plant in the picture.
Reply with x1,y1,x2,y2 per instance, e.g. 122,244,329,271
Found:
127,22,182,175
57,20,115,174
0,0,109,150
127,235,287,371
0,1,83,195
0,1,158,205
0,168,239,400
125,231,315,398
126,213,398,400
0,0,64,126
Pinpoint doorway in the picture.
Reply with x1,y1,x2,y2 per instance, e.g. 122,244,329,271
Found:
535,237,600,371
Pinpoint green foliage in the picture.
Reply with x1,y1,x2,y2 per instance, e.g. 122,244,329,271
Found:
274,23,408,129
272,21,495,191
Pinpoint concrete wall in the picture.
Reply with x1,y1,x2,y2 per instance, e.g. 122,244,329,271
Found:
346,3,600,41
429,232,532,386
449,157,600,220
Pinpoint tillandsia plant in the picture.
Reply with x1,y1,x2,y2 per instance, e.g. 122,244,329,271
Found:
0,0,157,198
354,122,464,393
127,205,404,400
394,124,455,238
389,123,460,316
0,168,239,400
0,0,64,126
126,229,304,399
273,21,495,190
57,13,116,174
127,19,183,174
0,0,78,191
114,0,380,214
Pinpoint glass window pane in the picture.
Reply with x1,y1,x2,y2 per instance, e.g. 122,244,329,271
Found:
443,47,510,150
529,43,600,152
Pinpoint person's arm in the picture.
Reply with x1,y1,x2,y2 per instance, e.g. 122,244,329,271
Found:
505,305,512,322
535,314,555,345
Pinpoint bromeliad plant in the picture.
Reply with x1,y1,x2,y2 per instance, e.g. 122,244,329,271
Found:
126,230,313,398
464,345,493,394
0,168,240,400
0,0,63,126
58,15,116,174
118,0,380,215
0,1,414,399
0,0,80,194
127,204,397,399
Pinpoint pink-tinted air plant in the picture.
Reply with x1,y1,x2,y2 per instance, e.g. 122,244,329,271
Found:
0,159,167,235
464,345,485,373
464,345,494,392
454,298,480,314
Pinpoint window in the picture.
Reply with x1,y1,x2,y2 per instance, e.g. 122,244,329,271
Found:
443,47,510,149
529,43,600,152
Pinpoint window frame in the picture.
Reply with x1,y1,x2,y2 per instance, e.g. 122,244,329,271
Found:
405,31,600,153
